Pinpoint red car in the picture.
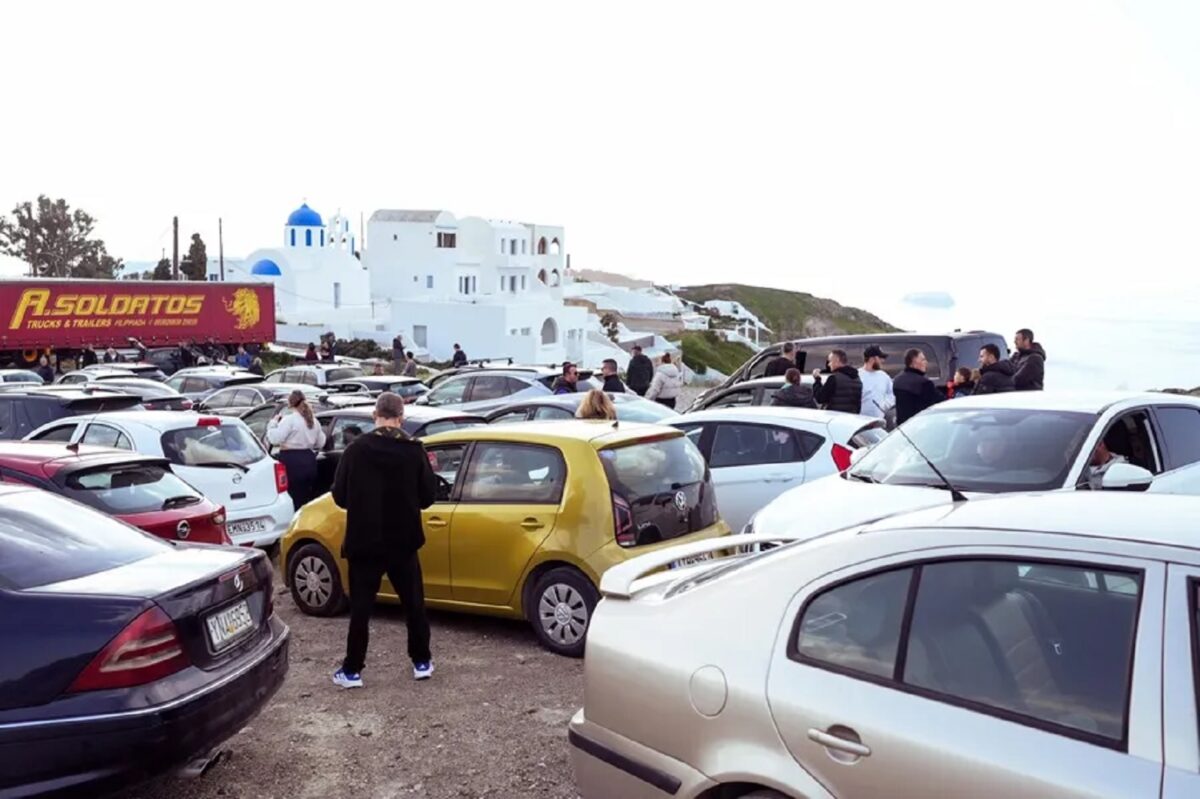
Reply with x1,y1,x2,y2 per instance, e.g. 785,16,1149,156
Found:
0,441,230,544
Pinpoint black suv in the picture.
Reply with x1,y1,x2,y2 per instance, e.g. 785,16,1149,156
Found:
0,388,142,439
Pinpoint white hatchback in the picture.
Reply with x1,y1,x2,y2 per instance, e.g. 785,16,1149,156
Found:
670,406,887,533
25,411,293,547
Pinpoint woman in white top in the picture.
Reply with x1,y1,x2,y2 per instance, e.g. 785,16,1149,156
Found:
645,352,685,409
267,390,327,509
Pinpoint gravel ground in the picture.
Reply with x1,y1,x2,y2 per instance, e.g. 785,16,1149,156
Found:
127,588,584,799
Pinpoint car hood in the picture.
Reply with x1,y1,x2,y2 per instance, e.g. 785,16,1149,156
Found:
751,473,966,541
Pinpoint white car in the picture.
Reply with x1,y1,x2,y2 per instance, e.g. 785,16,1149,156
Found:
748,391,1200,542
670,407,887,533
573,492,1200,799
24,411,292,547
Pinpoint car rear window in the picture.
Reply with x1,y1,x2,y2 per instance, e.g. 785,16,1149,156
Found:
0,490,165,590
326,367,364,382
161,422,267,467
851,423,888,449
62,464,203,515
599,435,717,544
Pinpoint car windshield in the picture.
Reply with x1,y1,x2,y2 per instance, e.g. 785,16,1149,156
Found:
599,435,717,544
62,464,202,515
326,367,364,382
848,407,1096,492
160,422,267,467
0,490,165,589
611,398,679,423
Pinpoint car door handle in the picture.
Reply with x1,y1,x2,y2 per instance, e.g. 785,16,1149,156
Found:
520,518,545,531
766,473,795,483
807,728,871,758
426,517,448,528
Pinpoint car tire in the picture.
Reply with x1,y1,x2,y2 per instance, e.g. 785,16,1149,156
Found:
288,543,348,617
526,567,598,658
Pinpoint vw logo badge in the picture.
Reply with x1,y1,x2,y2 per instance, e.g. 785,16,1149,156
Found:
232,471,244,485
234,573,244,592
673,491,688,512
176,520,191,539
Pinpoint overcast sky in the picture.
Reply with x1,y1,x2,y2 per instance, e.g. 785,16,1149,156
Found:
1,0,1198,311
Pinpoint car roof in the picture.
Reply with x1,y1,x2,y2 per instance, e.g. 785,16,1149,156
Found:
0,441,165,470
331,376,421,386
424,419,682,448
932,390,1198,415
789,331,1003,344
679,406,875,426
4,387,138,402
721,376,787,389
316,404,478,421
863,492,1200,552
63,410,239,429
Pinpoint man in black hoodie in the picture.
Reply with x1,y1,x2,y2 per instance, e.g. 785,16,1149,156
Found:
626,345,654,396
975,344,1016,395
1010,328,1046,391
811,349,863,414
764,342,797,377
332,392,437,689
893,348,944,425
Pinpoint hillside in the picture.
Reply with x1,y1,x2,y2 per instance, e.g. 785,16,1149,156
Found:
676,283,899,340
677,330,755,376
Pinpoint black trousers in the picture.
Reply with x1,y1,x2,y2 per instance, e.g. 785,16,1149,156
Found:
655,397,677,409
277,449,317,510
343,552,432,673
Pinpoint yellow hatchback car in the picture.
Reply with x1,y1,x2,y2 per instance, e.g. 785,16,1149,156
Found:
280,420,731,656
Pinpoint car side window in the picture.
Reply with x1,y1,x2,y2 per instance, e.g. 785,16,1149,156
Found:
329,417,373,450
533,406,573,420
303,371,319,386
82,424,132,450
711,389,755,409
796,568,913,679
204,389,231,408
427,444,468,501
490,410,530,424
1097,410,1162,475
427,377,469,406
0,400,14,438
710,423,814,467
470,375,513,402
1156,407,1200,470
166,376,186,392
31,423,76,443
181,377,209,394
460,442,566,504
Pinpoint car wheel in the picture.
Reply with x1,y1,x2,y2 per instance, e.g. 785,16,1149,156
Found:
288,544,347,616
740,792,787,799
526,567,598,658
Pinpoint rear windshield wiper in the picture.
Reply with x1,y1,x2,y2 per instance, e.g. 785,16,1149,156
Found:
846,472,877,484
188,460,250,472
162,495,202,510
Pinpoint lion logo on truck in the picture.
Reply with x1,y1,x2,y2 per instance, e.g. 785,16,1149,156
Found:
223,288,261,331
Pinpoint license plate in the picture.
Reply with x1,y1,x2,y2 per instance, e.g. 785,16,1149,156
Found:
206,599,255,650
228,518,269,537
669,552,714,570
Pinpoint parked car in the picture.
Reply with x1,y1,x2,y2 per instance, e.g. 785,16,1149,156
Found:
0,368,45,385
484,392,681,424
426,362,597,389
309,405,486,496
0,387,142,440
165,368,264,402
281,421,731,656
670,407,887,533
0,484,288,797
695,331,1009,409
85,361,169,382
196,382,325,415
327,375,430,402
747,391,1200,545
77,377,192,411
417,366,602,415
0,442,229,544
571,491,1200,799
25,411,293,548
685,375,790,413
262,363,364,387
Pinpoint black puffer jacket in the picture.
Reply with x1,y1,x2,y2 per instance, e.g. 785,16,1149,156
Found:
814,366,863,414
626,354,654,393
601,374,626,393
893,368,944,425
333,428,436,559
975,360,1016,395
771,382,817,409
1011,343,1046,391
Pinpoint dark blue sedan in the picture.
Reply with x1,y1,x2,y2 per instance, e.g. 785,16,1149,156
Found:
0,484,289,797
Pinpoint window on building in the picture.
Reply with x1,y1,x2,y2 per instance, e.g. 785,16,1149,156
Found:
471,276,477,293
321,230,326,247
510,277,517,294
540,318,558,345
290,230,296,247
537,268,547,284
426,275,434,289
500,238,506,255
510,240,518,256
520,327,531,336
394,234,398,241
521,240,527,254
413,325,428,348
537,237,548,255
520,275,526,291
549,238,561,255
437,232,456,248
333,282,341,309
305,229,312,247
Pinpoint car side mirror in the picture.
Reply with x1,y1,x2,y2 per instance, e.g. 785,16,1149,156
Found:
849,448,868,467
1100,463,1154,492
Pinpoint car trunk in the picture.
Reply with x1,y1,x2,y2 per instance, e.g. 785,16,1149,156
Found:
122,506,228,545
159,420,280,522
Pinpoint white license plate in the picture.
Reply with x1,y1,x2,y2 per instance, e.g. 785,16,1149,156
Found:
669,552,715,570
227,518,269,537
206,599,255,650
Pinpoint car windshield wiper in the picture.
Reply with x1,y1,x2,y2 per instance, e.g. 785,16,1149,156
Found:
162,495,202,510
188,460,250,472
846,472,877,484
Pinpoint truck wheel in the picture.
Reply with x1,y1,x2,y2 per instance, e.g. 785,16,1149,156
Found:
288,544,347,616
526,567,598,658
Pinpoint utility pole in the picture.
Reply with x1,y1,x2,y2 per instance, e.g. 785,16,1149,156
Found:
219,218,225,281
172,216,179,281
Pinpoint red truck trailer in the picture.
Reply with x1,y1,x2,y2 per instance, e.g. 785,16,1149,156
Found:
0,280,275,366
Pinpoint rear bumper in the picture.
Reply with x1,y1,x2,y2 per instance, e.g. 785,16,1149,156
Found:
228,493,294,547
569,710,716,799
0,620,289,798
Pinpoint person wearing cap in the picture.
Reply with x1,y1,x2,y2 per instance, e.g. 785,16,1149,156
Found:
859,345,894,420
626,344,654,397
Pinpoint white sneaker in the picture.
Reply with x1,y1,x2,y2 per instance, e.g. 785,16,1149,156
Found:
413,661,434,681
333,668,364,688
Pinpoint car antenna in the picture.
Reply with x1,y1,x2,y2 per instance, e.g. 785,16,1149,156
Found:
889,422,967,502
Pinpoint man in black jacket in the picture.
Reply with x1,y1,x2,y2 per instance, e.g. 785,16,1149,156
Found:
626,345,654,396
1010,328,1046,391
812,349,863,414
893,348,944,425
600,359,626,393
975,344,1016,395
332,392,437,689
764,342,796,378
451,343,468,367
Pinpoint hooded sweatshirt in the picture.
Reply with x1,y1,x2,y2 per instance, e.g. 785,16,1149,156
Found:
975,360,1017,395
332,427,437,559
646,363,684,401
1011,343,1046,391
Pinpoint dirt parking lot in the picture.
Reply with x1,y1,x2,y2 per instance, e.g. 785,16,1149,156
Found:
128,584,585,799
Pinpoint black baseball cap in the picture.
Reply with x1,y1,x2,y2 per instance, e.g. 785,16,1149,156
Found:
863,345,889,360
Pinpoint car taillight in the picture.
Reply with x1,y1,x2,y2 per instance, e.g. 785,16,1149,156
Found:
180,399,194,410
67,606,189,693
274,461,288,493
831,443,854,472
613,493,636,547
213,508,231,544
198,417,222,427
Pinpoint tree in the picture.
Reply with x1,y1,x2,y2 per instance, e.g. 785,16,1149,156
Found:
152,258,173,281
0,195,118,278
180,233,207,281
599,312,620,342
